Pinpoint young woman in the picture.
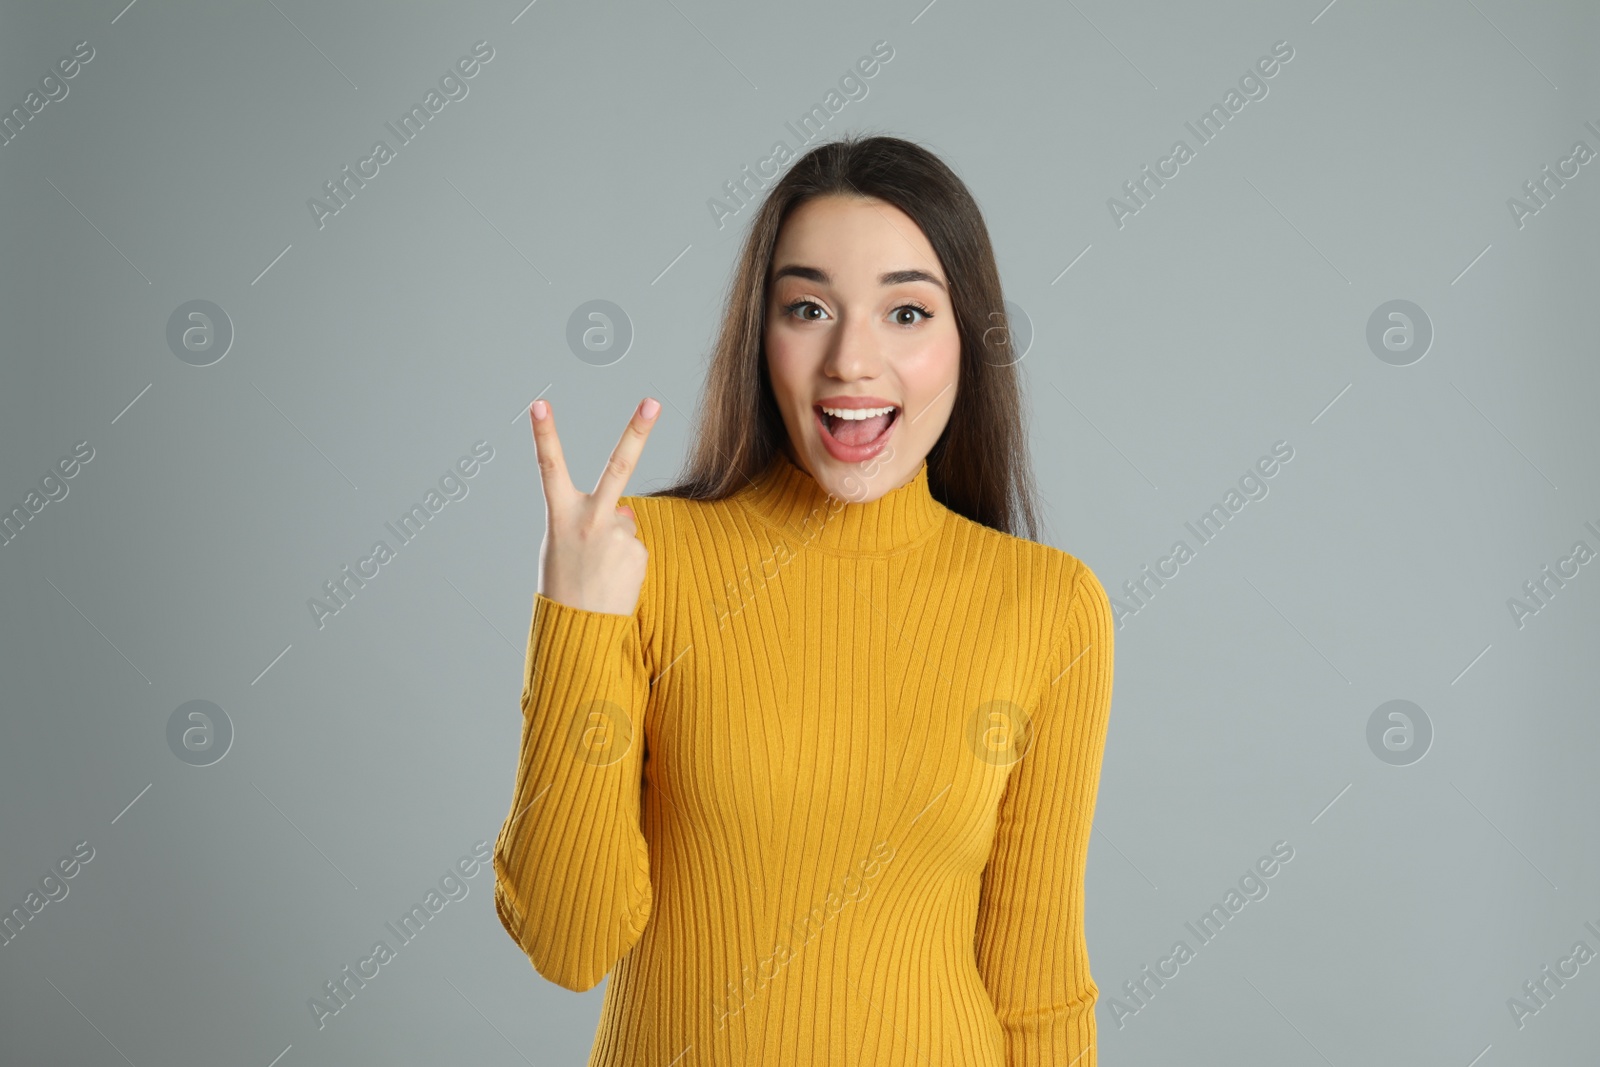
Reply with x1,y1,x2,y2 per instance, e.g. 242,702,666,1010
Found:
494,134,1114,1065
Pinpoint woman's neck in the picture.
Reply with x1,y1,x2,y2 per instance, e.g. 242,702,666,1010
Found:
735,447,946,555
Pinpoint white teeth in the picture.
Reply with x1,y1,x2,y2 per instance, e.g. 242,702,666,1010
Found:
820,405,896,420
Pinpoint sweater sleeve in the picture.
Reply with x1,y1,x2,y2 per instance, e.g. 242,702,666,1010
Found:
974,559,1115,1066
491,578,654,993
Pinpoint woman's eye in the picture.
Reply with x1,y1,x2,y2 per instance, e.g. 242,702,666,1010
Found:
785,300,827,321
783,300,933,324
893,304,932,326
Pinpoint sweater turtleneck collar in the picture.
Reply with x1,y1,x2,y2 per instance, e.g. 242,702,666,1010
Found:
734,447,947,554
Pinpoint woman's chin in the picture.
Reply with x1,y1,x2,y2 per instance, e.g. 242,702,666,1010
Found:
811,452,900,503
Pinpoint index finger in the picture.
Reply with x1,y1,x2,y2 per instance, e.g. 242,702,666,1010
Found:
592,397,661,508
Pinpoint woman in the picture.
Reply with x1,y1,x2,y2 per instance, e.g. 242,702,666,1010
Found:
493,134,1114,1065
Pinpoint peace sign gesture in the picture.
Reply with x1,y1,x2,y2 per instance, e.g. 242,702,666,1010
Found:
529,397,661,616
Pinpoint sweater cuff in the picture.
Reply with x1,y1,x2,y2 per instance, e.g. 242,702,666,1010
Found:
520,591,642,718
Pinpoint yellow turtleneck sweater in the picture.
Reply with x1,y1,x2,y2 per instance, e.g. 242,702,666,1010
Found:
493,447,1114,1066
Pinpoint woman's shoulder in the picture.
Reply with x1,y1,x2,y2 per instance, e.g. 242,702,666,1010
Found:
617,486,728,521
940,519,1112,670
942,510,1102,603
614,488,733,554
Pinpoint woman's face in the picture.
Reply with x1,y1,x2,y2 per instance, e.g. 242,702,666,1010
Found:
764,194,960,503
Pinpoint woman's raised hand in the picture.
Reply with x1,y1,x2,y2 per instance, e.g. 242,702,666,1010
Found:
529,397,661,616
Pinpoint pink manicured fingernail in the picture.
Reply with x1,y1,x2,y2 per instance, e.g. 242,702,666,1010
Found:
530,400,548,421
640,397,660,419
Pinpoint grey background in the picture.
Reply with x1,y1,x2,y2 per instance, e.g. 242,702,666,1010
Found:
2,0,1596,1064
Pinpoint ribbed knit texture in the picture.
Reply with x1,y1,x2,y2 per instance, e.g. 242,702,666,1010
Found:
493,448,1114,1066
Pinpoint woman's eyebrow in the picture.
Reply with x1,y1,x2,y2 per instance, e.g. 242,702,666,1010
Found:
771,264,946,291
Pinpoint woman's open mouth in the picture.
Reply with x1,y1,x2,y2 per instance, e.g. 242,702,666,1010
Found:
814,402,899,462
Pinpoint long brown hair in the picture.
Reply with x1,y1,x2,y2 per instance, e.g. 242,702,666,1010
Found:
647,133,1042,541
